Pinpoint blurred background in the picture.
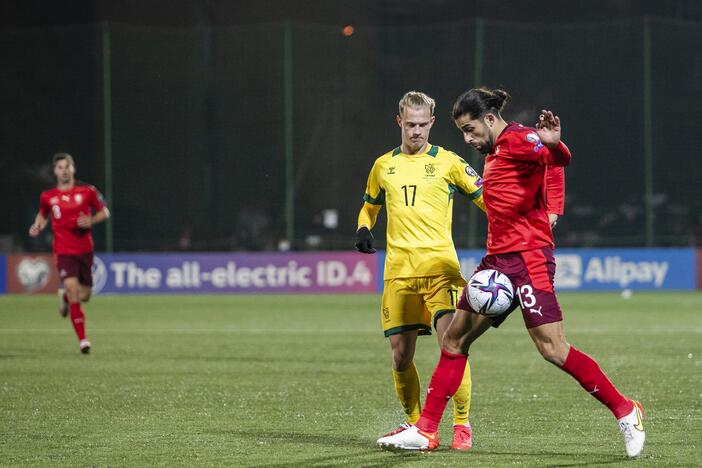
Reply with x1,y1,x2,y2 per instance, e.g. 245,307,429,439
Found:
2,0,701,253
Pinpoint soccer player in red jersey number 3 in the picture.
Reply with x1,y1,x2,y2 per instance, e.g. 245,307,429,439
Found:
29,153,110,354
377,88,645,457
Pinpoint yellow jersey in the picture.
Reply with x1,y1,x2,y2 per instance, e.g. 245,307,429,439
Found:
363,143,485,279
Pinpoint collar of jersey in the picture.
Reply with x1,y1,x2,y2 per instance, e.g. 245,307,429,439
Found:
392,144,438,158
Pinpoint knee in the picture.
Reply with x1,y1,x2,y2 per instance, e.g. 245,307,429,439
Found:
441,334,471,356
536,340,569,366
392,349,414,371
81,292,92,303
65,286,81,302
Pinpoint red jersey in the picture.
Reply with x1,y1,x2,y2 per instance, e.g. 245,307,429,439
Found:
39,182,107,255
482,122,571,254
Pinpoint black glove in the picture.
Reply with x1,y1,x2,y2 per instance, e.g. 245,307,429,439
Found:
355,227,376,254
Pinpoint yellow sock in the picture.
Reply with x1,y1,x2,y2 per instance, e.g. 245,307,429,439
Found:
452,359,472,425
392,363,421,424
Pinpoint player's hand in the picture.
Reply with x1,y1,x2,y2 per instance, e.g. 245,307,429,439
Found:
535,109,561,148
28,224,40,237
355,227,376,254
77,213,92,229
548,213,559,229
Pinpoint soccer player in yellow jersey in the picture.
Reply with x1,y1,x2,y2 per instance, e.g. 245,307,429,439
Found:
355,91,486,450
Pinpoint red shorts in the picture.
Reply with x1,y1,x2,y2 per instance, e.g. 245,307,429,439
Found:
457,247,562,329
56,252,94,287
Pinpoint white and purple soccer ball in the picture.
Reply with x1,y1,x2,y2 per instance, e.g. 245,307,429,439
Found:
467,269,514,317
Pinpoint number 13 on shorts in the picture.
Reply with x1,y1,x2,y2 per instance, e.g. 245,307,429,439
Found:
517,284,542,316
515,283,563,326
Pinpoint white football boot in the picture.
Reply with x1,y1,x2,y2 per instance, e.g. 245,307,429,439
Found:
377,425,438,451
79,339,91,354
379,422,412,438
618,400,645,457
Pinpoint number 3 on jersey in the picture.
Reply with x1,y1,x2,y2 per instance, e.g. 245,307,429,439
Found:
401,185,417,206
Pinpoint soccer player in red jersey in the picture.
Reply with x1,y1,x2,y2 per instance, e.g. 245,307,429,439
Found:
377,88,645,457
29,153,110,354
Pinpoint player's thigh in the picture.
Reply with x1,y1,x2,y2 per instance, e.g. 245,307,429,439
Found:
77,252,94,288
62,276,81,302
381,278,431,338
441,308,493,355
71,252,94,301
434,311,453,346
62,276,81,290
511,247,563,329
56,254,81,284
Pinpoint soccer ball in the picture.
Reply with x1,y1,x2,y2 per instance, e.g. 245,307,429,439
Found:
466,269,514,317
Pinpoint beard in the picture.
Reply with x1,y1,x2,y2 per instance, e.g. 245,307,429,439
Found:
477,134,495,155
474,137,494,156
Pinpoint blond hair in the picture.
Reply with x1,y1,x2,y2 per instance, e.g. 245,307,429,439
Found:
398,91,435,117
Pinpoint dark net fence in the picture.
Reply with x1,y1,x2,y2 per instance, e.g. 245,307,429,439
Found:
2,18,701,252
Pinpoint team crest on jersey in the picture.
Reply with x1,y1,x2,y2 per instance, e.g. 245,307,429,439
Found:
526,132,544,152
387,167,396,175
425,163,436,175
74,194,83,203
526,132,541,144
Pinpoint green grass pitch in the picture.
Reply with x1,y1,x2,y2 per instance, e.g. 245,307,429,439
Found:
1,292,701,467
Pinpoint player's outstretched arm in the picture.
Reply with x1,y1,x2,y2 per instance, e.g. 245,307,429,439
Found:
535,110,572,166
28,213,47,237
535,109,561,148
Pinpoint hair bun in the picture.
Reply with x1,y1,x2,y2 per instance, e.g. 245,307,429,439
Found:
491,89,510,112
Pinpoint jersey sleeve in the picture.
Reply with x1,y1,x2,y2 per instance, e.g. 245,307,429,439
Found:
545,165,565,215
449,154,485,211
88,186,107,211
538,140,572,167
504,129,572,167
362,160,385,205
39,192,51,217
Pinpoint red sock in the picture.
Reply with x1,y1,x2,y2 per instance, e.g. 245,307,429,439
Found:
69,303,86,341
416,350,467,433
63,292,69,303
561,346,633,419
